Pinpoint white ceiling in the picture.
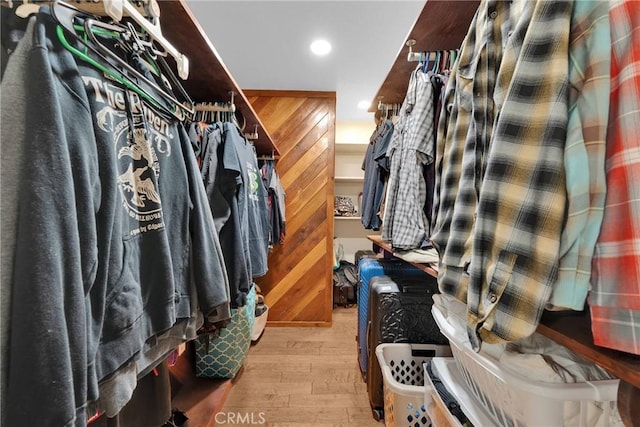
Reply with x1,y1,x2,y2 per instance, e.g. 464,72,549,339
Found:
185,0,426,123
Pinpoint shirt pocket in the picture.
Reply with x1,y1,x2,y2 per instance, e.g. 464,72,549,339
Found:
102,239,144,341
455,56,479,112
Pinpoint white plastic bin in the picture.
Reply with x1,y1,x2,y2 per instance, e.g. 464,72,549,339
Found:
424,357,496,427
376,343,452,427
432,305,621,427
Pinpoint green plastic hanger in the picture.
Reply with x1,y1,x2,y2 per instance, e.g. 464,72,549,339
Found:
51,1,193,121
56,25,169,114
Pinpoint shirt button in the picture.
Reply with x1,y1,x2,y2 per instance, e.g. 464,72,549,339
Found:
489,11,498,19
488,293,497,303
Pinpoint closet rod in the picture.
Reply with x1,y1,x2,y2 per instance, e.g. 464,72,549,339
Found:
194,91,238,113
405,39,437,62
194,103,236,113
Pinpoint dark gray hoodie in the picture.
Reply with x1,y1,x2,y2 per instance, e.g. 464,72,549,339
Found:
3,9,229,426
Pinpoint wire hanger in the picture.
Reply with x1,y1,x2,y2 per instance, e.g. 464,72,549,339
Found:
431,51,441,73
51,1,193,121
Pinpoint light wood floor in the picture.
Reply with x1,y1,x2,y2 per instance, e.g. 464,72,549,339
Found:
219,307,382,427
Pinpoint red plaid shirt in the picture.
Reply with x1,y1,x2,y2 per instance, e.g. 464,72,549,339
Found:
589,0,640,355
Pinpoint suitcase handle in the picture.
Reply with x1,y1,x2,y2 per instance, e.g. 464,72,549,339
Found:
398,281,437,294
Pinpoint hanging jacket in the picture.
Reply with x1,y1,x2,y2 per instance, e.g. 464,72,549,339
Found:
3,9,229,426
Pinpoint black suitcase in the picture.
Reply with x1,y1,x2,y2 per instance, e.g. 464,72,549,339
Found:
333,282,355,307
366,275,451,420
357,259,429,380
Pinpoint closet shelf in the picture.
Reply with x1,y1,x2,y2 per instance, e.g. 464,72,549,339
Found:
334,216,362,220
368,0,480,110
367,235,438,278
335,176,364,183
157,0,277,156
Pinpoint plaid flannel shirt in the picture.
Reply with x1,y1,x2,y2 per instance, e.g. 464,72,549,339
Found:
548,0,611,310
382,67,434,250
589,0,640,355
431,0,572,348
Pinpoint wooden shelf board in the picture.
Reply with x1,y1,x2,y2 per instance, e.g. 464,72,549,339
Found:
537,311,640,388
367,235,438,278
369,0,480,110
157,0,277,155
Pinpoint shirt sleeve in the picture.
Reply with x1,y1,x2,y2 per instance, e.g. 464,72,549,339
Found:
4,16,99,426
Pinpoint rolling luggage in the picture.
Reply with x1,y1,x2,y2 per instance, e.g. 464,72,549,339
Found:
357,258,428,379
366,275,451,420
354,249,377,265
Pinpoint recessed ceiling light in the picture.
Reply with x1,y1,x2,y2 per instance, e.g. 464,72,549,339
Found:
357,100,370,110
310,39,331,56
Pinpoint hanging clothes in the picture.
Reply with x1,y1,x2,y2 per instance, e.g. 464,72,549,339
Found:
260,160,286,246
189,121,250,308
382,66,435,250
1,8,230,426
547,0,611,310
589,0,640,356
222,123,271,278
271,165,287,244
361,118,393,230
431,0,573,349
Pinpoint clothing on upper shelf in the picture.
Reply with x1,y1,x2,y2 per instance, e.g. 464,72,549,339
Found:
431,0,573,348
1,8,231,425
589,0,640,355
360,119,393,230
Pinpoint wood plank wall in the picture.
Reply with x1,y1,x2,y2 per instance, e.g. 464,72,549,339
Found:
244,90,336,326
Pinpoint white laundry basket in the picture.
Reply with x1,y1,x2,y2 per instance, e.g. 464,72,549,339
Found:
431,305,621,427
376,343,452,427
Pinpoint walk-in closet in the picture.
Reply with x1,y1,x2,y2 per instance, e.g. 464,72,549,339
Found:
1,1,638,426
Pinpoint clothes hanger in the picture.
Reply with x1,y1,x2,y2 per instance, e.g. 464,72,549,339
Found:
422,52,431,73
51,1,193,120
103,0,189,80
431,51,441,73
14,0,39,17
82,17,194,119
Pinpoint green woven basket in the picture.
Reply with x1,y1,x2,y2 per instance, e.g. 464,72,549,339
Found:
194,286,256,379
